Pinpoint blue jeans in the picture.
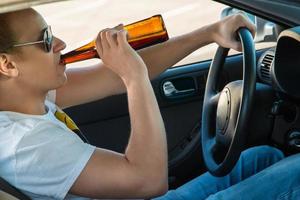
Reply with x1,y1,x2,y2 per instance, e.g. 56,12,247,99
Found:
153,145,300,200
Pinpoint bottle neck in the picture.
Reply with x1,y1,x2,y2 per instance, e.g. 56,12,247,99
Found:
61,49,99,65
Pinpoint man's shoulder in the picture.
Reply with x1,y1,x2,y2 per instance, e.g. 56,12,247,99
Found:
0,104,64,140
0,111,45,133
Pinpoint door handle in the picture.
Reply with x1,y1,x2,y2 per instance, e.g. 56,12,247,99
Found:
163,81,196,98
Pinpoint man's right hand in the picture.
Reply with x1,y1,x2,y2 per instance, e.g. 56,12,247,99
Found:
95,28,149,85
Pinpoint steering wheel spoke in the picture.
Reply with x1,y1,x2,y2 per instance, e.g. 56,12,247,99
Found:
210,92,221,106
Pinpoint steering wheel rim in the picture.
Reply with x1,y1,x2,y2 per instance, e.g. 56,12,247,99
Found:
201,28,256,177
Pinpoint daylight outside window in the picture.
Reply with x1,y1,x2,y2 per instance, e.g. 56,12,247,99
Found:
34,0,275,68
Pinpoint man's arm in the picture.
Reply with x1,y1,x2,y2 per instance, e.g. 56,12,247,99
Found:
69,29,167,199
55,14,256,109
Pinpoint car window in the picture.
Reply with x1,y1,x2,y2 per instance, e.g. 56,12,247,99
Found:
34,0,275,68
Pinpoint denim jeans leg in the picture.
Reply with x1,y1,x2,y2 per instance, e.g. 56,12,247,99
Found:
207,151,300,200
153,145,284,200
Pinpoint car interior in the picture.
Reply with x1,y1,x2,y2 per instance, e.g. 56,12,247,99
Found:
0,0,300,199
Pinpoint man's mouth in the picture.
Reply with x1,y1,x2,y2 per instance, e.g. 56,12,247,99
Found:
59,55,66,66
59,60,65,65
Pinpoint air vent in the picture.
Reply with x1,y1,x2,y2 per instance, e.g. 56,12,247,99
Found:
259,52,274,84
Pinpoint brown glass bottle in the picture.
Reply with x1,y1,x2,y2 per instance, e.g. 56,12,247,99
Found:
61,15,169,65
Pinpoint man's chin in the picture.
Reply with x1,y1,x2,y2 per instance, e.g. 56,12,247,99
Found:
59,75,68,87
52,75,68,90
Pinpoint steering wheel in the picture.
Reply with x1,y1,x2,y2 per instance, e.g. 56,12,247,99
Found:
201,28,256,177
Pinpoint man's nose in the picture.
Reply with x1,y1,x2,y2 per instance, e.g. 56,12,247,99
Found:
53,37,66,52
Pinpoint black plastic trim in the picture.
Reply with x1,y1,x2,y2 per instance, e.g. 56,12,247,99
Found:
214,0,299,28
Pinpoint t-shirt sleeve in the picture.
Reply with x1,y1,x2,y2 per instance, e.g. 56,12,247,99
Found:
14,121,96,199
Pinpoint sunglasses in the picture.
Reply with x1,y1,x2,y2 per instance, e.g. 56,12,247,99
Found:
12,26,53,52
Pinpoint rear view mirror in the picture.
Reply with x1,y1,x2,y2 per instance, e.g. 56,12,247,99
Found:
221,7,277,43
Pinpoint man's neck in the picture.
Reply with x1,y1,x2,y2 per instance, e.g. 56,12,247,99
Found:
0,87,48,115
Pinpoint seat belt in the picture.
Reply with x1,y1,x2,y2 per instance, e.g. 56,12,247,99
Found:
54,107,90,143
0,177,31,200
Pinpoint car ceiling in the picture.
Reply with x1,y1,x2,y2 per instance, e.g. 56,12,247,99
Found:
0,0,70,14
214,0,300,27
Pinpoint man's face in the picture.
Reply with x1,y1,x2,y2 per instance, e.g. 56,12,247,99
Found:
9,9,67,94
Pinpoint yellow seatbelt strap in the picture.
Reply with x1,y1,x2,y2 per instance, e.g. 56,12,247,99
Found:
54,107,89,143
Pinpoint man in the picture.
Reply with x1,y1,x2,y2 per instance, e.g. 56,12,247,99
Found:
0,7,276,200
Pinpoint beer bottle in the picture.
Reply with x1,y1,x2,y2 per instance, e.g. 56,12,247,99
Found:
61,15,169,65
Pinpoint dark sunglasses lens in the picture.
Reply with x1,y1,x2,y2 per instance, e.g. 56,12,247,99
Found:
44,27,53,52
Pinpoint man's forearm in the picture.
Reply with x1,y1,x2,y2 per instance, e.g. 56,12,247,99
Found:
139,25,214,78
124,76,168,195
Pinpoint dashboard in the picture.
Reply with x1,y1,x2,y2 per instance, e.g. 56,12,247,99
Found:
256,26,300,152
257,27,300,98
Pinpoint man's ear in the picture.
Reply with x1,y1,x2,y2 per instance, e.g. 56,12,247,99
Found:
0,54,19,78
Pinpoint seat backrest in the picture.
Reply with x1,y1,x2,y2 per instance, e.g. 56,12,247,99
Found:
0,190,19,200
0,177,30,200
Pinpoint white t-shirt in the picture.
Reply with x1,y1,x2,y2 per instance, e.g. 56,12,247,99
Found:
0,90,96,200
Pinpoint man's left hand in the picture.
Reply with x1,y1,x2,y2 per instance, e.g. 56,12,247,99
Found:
209,14,257,52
